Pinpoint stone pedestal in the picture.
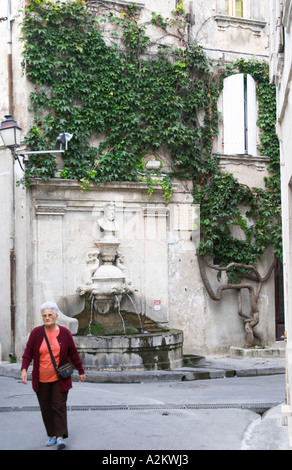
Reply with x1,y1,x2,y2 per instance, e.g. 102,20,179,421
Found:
230,345,286,358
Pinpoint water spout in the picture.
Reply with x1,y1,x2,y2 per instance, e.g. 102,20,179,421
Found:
87,295,94,337
125,293,143,332
115,295,126,334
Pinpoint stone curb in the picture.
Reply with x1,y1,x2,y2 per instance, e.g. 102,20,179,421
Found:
0,360,285,383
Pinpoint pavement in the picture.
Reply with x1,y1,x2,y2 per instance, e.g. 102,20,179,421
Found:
0,355,290,452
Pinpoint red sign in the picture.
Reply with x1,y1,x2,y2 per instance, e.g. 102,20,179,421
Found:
154,300,161,311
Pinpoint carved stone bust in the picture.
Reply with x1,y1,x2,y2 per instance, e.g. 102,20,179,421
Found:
97,202,119,233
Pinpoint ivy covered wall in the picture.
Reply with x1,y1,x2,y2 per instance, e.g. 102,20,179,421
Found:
20,0,281,281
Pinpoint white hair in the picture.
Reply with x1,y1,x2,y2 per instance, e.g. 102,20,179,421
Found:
40,301,59,316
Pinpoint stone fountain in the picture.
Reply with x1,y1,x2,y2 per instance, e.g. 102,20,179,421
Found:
77,202,134,316
74,202,183,371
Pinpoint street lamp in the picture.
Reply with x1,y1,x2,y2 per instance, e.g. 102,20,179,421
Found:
0,115,73,170
0,115,21,149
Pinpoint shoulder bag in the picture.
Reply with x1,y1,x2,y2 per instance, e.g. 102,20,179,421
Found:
41,325,73,380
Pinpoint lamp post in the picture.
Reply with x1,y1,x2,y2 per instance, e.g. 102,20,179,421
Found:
0,114,73,170
0,114,21,359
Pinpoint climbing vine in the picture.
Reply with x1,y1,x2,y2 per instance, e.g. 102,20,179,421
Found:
20,0,281,281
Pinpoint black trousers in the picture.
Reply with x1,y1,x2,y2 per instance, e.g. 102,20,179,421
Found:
36,381,68,438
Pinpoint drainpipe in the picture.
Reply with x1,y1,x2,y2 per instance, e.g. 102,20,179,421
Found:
7,0,16,357
7,0,13,115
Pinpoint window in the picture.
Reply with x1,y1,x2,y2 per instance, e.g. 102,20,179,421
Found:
223,73,257,156
225,0,244,17
215,1,266,34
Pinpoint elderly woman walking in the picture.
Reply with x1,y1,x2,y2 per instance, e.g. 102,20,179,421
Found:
21,301,86,450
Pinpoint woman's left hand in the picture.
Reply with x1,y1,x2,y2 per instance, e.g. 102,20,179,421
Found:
79,374,86,382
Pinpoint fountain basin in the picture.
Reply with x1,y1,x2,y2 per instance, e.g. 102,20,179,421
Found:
74,329,183,371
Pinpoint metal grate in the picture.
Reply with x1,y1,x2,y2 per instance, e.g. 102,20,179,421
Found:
0,402,279,413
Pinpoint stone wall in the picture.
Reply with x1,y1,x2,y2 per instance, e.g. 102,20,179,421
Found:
8,176,274,360
25,179,199,348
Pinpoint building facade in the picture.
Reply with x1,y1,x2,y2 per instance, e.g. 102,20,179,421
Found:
0,0,279,362
270,0,292,447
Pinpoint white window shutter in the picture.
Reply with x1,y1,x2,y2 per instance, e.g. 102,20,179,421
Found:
217,0,225,15
246,74,257,156
223,73,245,155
